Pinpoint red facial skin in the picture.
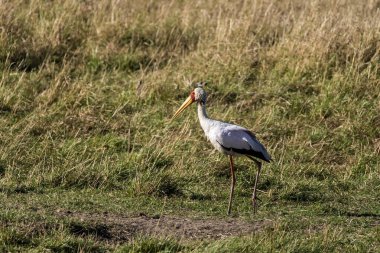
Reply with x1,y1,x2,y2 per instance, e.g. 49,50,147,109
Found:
190,91,195,101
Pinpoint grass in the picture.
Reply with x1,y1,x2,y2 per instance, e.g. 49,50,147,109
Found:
1,0,379,252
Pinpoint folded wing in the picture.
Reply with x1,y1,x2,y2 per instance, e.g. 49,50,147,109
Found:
215,124,271,162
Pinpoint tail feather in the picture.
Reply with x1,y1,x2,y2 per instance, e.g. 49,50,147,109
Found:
246,154,272,163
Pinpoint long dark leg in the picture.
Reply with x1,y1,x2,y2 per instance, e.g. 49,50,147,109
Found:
227,155,236,215
252,160,262,214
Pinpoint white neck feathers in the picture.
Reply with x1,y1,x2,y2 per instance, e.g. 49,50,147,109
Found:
198,102,212,134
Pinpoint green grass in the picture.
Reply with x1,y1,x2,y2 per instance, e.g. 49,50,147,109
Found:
1,0,379,252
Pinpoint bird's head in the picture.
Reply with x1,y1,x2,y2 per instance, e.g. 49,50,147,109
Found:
172,82,207,120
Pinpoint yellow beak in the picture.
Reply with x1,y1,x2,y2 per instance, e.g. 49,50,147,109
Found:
172,96,194,120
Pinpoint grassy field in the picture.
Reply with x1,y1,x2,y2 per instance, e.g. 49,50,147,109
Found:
1,0,379,252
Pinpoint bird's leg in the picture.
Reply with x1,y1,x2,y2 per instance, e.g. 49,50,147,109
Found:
227,155,236,215
252,160,262,214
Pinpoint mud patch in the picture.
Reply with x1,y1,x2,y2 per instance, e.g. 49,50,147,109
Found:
56,210,269,242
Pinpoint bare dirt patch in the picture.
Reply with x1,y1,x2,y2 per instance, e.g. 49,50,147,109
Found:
55,209,270,242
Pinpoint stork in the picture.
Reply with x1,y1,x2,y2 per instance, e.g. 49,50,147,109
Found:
172,82,271,215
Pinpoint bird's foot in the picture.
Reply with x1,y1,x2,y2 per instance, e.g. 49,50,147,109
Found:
252,200,257,214
252,196,261,214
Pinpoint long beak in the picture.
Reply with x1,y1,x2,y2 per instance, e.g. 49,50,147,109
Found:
172,96,194,120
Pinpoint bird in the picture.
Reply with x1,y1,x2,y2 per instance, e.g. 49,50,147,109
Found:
172,82,271,215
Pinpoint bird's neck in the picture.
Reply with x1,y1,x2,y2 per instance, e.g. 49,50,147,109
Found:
197,102,211,133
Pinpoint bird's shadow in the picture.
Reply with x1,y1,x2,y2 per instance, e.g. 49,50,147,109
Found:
323,206,380,218
345,212,380,218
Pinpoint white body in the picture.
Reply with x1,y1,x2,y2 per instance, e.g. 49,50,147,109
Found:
197,103,271,162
